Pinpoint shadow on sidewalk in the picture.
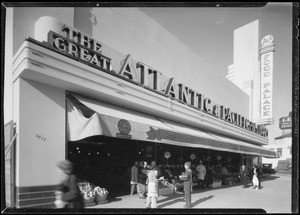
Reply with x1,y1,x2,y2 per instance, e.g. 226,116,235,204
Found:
191,182,242,194
157,194,214,208
190,174,279,193
158,196,185,208
157,193,183,204
191,195,214,208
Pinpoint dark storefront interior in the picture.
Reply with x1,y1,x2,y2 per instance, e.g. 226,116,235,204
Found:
68,135,242,198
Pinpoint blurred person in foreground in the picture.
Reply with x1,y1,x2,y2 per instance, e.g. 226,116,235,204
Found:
55,160,83,209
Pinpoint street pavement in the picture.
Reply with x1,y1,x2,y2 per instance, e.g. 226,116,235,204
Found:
88,174,292,213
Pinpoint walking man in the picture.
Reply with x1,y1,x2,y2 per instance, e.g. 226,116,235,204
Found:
180,161,192,208
257,164,262,189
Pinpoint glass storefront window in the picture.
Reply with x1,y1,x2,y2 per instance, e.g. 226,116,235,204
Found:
137,141,155,164
67,137,245,197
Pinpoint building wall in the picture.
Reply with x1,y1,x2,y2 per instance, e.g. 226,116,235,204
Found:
17,78,66,187
10,7,250,121
74,8,249,117
273,137,292,159
9,7,250,122
13,78,66,208
4,8,13,124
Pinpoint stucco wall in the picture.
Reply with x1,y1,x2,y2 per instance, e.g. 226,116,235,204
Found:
16,78,66,186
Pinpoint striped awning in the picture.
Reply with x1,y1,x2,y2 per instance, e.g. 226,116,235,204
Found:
67,93,278,158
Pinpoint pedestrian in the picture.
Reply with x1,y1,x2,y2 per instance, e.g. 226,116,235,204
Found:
137,161,148,199
240,165,249,189
257,164,262,189
252,165,259,190
248,166,254,186
130,160,139,195
179,161,192,208
150,160,161,178
55,160,84,209
204,165,213,189
196,160,206,190
145,167,164,208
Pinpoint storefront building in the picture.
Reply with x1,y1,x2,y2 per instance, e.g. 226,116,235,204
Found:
262,132,292,172
6,8,277,208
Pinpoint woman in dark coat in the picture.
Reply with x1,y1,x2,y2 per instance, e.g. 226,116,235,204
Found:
179,161,192,208
56,160,84,209
204,165,214,188
240,165,249,189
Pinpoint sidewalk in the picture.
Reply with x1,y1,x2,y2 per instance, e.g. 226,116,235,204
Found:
88,174,292,213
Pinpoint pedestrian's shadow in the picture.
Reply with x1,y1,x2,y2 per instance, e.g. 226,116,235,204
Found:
190,195,214,208
158,195,214,208
158,197,185,208
157,193,183,204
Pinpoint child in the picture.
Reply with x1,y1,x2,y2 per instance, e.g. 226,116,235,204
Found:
146,168,164,208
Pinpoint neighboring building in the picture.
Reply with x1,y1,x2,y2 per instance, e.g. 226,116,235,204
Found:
5,8,276,208
226,20,260,121
226,20,278,169
262,132,292,170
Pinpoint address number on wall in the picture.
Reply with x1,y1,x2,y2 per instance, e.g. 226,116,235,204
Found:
36,134,46,141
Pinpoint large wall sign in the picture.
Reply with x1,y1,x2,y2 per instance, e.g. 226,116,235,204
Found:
259,35,275,120
46,23,268,137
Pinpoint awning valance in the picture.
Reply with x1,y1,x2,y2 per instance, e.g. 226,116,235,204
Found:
67,93,278,158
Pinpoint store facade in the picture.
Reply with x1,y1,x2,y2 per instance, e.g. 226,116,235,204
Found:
8,8,277,208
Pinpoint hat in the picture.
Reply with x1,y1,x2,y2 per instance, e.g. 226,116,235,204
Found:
57,160,73,174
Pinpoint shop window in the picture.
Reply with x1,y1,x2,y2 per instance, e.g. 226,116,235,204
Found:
137,141,155,164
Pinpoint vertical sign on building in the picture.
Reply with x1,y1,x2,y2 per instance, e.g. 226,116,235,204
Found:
259,35,275,120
